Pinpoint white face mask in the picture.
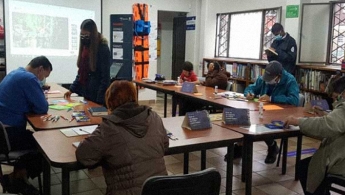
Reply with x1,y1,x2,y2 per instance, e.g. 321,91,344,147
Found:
39,77,46,87
265,78,276,85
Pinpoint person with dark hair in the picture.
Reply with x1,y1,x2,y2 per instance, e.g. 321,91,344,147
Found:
284,76,345,195
267,23,297,75
76,80,168,195
0,55,53,195
202,61,228,90
179,61,199,83
64,19,111,105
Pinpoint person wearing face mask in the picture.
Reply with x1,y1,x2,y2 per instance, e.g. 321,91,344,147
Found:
242,60,299,164
284,76,345,195
267,23,297,75
0,56,53,195
64,19,111,105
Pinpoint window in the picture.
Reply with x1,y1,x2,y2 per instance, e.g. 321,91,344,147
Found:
330,2,345,64
215,8,281,59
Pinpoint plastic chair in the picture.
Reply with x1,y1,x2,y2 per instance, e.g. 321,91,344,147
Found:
141,168,221,195
0,122,42,194
326,174,345,194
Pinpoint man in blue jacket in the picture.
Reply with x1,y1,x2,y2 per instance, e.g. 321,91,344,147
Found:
267,23,297,75
0,56,52,194
244,60,299,164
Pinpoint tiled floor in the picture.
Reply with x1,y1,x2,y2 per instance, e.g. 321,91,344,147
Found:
0,93,342,195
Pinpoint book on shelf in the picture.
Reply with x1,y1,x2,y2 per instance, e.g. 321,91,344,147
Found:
88,106,108,116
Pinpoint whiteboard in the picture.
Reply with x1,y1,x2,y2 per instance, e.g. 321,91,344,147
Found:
299,4,330,63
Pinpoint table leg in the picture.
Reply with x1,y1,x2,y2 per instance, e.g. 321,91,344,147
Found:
62,168,70,195
172,95,177,117
241,141,247,182
183,152,189,174
42,158,51,195
295,135,303,180
201,150,206,170
282,138,288,175
164,93,167,118
245,140,253,195
226,145,234,195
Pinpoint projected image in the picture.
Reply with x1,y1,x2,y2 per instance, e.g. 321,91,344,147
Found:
12,12,68,49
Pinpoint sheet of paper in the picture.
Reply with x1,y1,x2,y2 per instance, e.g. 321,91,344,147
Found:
60,125,98,137
263,105,284,110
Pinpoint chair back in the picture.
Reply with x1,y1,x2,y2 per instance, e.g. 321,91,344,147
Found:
326,174,345,194
0,121,11,156
226,81,232,91
299,93,305,107
141,168,221,195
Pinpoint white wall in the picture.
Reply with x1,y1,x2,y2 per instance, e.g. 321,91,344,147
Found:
102,0,199,100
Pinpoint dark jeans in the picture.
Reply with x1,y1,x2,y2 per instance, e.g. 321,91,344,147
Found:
298,157,330,195
5,126,42,179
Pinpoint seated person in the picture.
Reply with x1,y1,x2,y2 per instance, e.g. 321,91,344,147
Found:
179,61,199,83
76,80,169,195
284,76,345,195
244,60,299,164
0,56,53,195
201,61,228,90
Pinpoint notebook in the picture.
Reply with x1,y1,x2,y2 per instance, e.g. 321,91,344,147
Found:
88,106,108,116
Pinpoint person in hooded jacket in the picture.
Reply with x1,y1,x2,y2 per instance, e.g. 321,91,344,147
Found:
76,80,169,195
285,76,345,195
64,19,111,105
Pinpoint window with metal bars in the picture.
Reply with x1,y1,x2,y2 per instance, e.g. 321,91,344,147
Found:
330,2,345,64
215,8,281,59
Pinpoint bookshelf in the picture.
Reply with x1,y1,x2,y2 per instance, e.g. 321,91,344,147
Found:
202,58,268,93
296,63,345,107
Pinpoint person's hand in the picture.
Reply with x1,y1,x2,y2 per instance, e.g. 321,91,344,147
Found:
284,115,299,128
246,93,255,100
312,106,327,117
64,91,72,99
259,94,270,102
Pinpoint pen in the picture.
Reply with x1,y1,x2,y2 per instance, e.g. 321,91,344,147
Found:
60,115,68,120
69,117,75,123
79,128,90,134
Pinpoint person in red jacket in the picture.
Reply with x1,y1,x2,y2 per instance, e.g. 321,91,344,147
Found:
179,61,199,83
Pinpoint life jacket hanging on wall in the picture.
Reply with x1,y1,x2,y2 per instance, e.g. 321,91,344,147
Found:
133,3,150,81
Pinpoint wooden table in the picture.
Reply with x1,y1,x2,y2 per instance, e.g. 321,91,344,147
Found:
33,117,243,195
213,107,312,195
27,97,102,131
133,80,179,117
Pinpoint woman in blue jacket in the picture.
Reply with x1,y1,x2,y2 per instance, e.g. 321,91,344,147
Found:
64,19,111,105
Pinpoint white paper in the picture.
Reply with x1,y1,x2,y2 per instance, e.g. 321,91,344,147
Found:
60,125,98,137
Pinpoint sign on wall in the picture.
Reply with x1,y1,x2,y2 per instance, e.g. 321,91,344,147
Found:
286,5,299,18
186,16,196,30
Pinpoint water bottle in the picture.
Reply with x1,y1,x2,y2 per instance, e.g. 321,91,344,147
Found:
177,76,181,85
259,102,264,119
214,85,218,94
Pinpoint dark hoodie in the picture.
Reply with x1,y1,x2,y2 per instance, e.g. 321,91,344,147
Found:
76,102,169,195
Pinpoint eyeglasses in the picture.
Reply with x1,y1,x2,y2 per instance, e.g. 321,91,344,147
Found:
80,34,90,39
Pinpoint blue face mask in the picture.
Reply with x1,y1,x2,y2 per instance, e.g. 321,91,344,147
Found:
275,34,283,41
265,77,278,85
39,77,46,87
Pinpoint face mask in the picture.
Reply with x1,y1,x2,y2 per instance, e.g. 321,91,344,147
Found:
81,38,90,46
265,77,277,85
275,34,283,41
39,77,46,87
332,91,345,107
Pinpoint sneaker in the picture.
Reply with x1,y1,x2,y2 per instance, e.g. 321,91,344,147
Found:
224,144,242,162
265,141,279,164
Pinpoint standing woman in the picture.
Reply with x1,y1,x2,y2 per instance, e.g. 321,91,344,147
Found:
64,19,111,105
